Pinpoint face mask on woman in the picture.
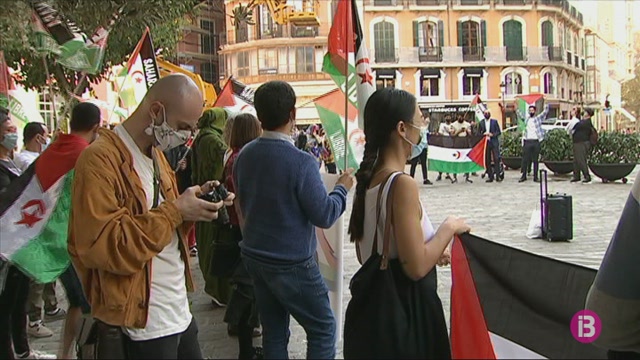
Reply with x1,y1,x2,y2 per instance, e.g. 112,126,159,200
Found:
402,123,424,160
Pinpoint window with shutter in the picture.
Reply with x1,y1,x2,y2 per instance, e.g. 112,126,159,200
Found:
373,21,396,63
503,20,524,61
461,21,482,61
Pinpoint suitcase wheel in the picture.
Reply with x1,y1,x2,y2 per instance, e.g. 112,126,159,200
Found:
623,178,628,184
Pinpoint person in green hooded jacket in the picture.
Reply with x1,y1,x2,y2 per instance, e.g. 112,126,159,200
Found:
192,108,233,305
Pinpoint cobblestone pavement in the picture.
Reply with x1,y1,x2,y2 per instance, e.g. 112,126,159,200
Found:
31,165,638,359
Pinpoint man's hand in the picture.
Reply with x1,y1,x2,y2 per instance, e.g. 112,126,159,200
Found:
437,247,451,267
177,158,187,171
484,131,493,137
200,181,235,207
174,186,222,222
336,168,355,191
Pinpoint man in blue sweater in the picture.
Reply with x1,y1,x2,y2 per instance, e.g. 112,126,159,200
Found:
234,80,354,359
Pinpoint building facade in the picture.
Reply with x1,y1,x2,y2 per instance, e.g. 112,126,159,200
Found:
581,0,636,130
364,0,586,128
173,2,226,86
219,0,340,125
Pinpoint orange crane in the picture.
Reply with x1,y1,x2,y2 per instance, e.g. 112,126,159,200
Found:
157,58,218,109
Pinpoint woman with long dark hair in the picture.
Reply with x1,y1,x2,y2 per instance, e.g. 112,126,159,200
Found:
223,113,263,359
345,88,470,358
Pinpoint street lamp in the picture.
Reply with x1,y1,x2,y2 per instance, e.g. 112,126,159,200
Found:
499,81,507,128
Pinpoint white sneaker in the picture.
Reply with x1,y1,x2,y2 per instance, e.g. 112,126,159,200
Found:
17,350,57,359
27,321,54,338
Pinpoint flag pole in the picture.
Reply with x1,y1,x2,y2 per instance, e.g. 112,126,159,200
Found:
41,56,61,131
343,0,349,172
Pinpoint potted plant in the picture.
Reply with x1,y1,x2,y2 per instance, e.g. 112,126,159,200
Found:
588,131,639,183
540,129,573,175
500,131,522,170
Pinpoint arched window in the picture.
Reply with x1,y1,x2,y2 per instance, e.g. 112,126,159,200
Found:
503,71,523,95
458,20,483,61
503,19,524,61
373,21,396,63
540,68,557,96
541,20,554,47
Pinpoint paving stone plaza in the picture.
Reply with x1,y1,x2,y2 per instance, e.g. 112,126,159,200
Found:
31,166,638,359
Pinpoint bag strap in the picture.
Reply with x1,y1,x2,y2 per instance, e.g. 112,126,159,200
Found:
380,173,401,270
355,171,396,263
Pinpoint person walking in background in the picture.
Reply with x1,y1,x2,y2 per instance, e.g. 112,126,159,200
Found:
192,108,233,307
449,115,473,184
570,108,595,184
345,88,469,359
436,115,453,182
223,113,264,359
234,81,354,359
13,121,65,339
566,107,581,136
409,125,432,185
517,104,549,183
322,139,337,174
0,108,55,359
477,110,502,183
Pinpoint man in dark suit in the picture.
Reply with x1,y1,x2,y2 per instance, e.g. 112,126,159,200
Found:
477,110,502,182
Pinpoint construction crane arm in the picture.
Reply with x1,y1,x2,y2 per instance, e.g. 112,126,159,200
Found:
246,0,320,27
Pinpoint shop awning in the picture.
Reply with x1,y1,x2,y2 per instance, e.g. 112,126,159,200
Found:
421,68,441,79
375,68,397,79
464,68,484,78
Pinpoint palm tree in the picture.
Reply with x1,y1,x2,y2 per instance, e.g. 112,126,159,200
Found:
230,3,255,29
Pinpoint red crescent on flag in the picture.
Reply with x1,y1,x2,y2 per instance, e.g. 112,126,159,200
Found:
15,199,46,228
453,151,462,159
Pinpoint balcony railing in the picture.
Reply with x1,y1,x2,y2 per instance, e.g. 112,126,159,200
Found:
462,46,484,61
418,46,442,62
505,46,527,61
457,0,490,5
547,46,564,61
371,0,399,6
380,46,570,64
411,0,443,5
499,0,533,5
223,26,327,46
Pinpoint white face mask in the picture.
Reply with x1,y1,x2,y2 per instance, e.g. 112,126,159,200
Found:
41,137,51,152
145,106,190,151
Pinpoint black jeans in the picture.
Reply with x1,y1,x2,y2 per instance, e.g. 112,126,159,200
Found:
0,266,30,359
410,149,428,181
485,142,501,180
521,140,541,179
572,141,591,180
125,318,203,359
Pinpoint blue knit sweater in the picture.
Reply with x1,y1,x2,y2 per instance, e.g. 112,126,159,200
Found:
233,133,348,264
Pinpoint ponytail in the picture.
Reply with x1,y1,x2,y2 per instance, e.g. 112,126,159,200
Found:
348,140,379,242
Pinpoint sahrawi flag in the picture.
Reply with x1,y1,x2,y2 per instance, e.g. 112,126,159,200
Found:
427,135,487,174
586,170,640,352
451,233,608,359
0,136,89,283
313,89,361,171
213,77,256,117
116,27,159,112
471,94,488,123
516,94,545,131
29,0,120,74
320,0,373,169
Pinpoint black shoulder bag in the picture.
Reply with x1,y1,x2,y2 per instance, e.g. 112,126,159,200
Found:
344,172,451,359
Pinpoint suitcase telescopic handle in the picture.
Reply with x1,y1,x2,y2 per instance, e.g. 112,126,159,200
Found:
540,169,548,235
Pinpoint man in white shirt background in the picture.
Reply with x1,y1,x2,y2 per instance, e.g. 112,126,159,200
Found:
14,122,49,172
566,107,581,136
517,103,549,183
13,121,66,338
449,114,473,184
436,115,454,182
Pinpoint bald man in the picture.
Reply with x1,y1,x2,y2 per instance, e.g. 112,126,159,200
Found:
68,74,234,359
